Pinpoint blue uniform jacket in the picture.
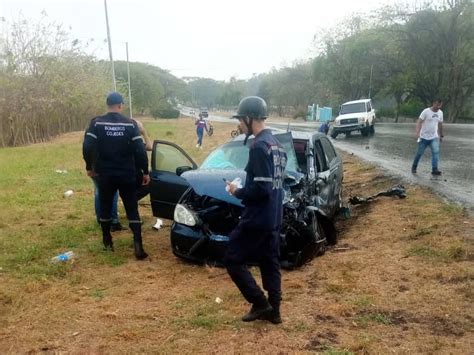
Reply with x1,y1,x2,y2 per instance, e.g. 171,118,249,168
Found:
82,112,149,177
234,129,287,231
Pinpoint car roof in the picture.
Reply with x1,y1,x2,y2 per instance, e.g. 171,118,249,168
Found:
342,99,371,105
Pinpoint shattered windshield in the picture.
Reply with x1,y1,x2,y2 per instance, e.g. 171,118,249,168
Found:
340,103,366,114
200,133,298,173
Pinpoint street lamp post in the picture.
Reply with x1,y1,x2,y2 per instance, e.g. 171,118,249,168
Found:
104,0,116,91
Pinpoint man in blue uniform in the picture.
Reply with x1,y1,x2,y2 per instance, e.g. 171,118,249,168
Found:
225,96,287,324
83,92,150,260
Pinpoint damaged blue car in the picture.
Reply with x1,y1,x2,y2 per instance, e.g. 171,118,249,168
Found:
149,131,343,269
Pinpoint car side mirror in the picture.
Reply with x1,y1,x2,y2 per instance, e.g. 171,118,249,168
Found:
176,165,193,176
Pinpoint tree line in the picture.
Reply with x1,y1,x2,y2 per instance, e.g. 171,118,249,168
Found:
0,15,188,147
187,1,473,123
1,2,472,147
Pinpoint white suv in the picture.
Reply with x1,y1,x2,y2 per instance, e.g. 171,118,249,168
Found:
331,99,375,139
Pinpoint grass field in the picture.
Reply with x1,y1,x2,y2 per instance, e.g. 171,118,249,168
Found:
0,117,472,354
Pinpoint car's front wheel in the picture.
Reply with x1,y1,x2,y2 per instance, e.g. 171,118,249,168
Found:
330,130,338,139
369,124,375,135
301,212,326,258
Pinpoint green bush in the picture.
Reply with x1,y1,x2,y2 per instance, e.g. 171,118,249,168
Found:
293,110,307,119
376,107,395,118
399,99,425,118
151,105,180,119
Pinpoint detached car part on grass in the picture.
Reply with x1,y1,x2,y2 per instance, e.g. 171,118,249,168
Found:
149,131,343,269
349,185,407,205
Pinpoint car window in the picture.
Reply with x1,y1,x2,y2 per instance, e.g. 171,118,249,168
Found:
293,139,307,173
367,101,372,111
200,143,248,170
314,140,328,172
200,133,299,173
154,142,195,173
319,137,337,164
340,102,366,114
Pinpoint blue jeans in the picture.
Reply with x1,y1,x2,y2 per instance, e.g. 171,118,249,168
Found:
412,138,440,171
93,177,119,224
196,128,204,146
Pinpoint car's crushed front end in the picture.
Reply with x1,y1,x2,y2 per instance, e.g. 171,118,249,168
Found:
169,169,336,269
169,169,244,265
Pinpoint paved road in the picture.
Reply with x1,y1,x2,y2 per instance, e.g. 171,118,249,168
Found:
181,108,474,211
270,121,474,211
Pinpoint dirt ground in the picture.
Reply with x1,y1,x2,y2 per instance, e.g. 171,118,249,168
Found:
0,120,473,354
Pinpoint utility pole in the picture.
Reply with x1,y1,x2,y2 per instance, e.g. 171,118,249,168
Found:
126,42,133,118
104,0,116,91
368,64,373,98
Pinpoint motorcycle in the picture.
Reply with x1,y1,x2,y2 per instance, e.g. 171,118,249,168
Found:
207,123,214,136
230,125,243,138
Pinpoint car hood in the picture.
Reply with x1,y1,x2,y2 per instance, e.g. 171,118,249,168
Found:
181,169,246,207
336,113,365,120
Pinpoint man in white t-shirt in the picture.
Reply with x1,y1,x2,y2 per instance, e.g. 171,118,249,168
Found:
411,99,444,175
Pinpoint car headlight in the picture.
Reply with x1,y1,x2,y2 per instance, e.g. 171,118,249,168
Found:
358,117,365,123
174,204,198,226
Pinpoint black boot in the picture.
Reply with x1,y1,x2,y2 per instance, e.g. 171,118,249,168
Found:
241,301,272,322
133,237,148,260
260,296,282,324
102,234,114,251
260,308,282,324
100,221,114,251
130,223,148,260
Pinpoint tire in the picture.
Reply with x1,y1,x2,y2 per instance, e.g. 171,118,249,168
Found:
336,187,343,214
369,124,375,135
312,216,327,257
301,212,326,260
231,130,239,138
345,131,352,137
361,125,370,136
330,131,338,139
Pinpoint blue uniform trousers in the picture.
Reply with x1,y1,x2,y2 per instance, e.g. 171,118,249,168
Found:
98,174,142,237
224,225,281,309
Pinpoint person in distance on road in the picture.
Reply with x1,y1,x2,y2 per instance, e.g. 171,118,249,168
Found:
411,98,444,175
195,113,208,149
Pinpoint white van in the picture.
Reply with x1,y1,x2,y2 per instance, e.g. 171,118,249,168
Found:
331,99,375,138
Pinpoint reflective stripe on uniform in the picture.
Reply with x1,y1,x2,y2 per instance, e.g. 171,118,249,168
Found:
254,177,273,182
132,136,143,141
95,122,135,127
129,220,142,224
86,132,97,139
99,218,112,222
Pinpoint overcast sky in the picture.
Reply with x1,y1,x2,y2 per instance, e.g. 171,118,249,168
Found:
2,0,395,81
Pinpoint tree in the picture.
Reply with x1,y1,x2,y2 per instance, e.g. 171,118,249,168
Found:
0,14,109,147
383,1,474,122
